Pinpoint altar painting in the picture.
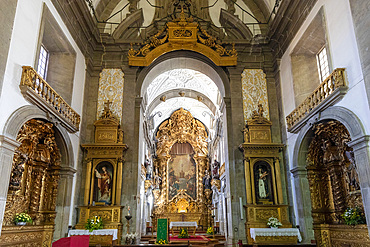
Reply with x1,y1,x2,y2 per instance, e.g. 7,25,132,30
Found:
93,161,113,205
168,154,196,200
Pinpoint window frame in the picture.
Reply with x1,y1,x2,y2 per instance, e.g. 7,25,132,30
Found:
36,44,50,79
316,46,330,82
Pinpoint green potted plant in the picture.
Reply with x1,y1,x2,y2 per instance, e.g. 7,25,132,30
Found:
14,212,33,226
178,228,189,238
206,226,214,235
85,216,104,232
342,207,366,225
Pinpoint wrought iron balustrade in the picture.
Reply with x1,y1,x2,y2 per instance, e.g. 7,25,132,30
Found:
286,68,348,132
20,66,80,132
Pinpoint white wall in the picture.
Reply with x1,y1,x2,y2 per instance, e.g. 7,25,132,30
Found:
0,0,86,225
279,0,370,224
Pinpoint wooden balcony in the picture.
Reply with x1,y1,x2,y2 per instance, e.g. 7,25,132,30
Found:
286,68,348,133
20,66,80,133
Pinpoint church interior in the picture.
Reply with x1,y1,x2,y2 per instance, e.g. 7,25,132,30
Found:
0,0,370,246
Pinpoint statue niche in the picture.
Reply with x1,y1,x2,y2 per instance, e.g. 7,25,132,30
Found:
152,108,210,227
254,161,274,204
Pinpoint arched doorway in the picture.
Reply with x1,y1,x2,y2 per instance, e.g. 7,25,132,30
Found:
136,52,232,239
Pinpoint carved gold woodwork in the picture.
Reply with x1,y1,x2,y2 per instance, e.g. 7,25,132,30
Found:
306,120,367,244
239,108,290,244
243,205,291,244
0,119,61,246
314,224,370,247
286,68,347,130
0,225,54,247
152,108,210,228
128,9,237,67
77,104,128,244
75,205,123,242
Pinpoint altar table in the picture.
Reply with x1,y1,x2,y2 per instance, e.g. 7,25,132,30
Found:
169,222,198,236
68,229,118,240
250,228,302,244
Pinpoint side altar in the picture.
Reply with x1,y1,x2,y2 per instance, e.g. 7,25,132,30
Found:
239,106,293,244
75,102,128,244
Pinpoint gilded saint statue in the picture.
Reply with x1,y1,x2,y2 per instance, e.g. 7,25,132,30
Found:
95,166,112,204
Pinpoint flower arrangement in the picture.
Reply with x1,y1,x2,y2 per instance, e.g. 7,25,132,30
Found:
156,239,168,244
14,212,32,225
342,207,365,225
85,216,103,232
206,226,214,235
267,217,282,228
178,228,189,238
125,233,137,245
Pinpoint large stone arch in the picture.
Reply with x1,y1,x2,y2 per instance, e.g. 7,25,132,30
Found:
291,106,370,242
134,50,233,240
136,50,230,100
1,105,76,240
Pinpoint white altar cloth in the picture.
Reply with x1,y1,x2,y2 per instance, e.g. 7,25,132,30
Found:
68,229,118,240
250,228,302,242
169,221,198,228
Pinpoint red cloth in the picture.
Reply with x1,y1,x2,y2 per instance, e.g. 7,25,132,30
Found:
52,235,89,247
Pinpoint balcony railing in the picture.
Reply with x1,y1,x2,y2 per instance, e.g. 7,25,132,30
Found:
286,68,348,132
20,66,80,133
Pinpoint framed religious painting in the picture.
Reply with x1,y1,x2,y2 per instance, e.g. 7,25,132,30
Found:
253,161,274,204
92,161,115,205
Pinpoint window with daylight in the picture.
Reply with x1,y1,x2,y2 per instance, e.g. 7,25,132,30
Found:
317,47,330,82
37,45,49,79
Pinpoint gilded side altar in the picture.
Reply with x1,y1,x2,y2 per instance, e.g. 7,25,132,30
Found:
239,106,291,244
76,102,128,244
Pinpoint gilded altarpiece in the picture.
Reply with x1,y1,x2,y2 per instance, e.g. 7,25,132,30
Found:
0,119,61,247
306,120,370,246
76,103,128,244
152,108,211,229
239,108,292,244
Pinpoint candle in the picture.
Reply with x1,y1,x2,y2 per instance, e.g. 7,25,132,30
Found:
128,206,131,216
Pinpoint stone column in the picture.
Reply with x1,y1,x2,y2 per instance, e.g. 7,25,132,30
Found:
54,166,76,240
348,135,370,234
290,166,315,243
0,135,20,236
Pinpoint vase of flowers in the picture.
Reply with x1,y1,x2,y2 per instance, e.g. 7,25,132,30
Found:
178,228,189,238
342,207,366,225
14,212,32,226
206,226,214,235
85,216,103,232
125,233,137,244
267,217,282,229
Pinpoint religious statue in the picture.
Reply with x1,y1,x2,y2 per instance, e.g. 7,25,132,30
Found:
153,169,162,189
345,150,360,191
257,167,268,199
224,0,236,14
212,159,220,179
95,166,112,204
144,157,152,180
100,100,114,119
202,170,212,190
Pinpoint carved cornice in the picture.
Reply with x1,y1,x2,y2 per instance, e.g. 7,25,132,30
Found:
128,12,237,67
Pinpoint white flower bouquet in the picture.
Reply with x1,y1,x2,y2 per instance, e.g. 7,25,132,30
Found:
267,216,282,228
